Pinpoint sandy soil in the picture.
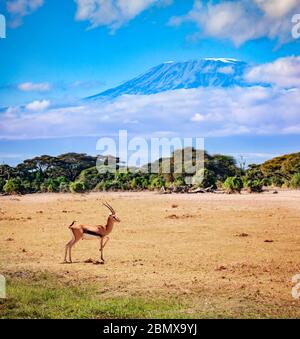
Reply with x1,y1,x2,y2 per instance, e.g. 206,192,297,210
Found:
1,190,300,317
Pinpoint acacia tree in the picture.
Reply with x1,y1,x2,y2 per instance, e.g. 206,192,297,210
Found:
56,153,97,181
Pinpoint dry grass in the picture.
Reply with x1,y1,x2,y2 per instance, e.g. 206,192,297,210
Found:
1,191,300,318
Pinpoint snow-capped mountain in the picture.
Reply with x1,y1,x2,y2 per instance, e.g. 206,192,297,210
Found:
87,58,249,101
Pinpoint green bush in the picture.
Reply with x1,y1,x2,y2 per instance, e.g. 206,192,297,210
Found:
141,178,149,189
223,176,243,193
79,168,101,190
48,181,59,192
192,169,216,188
59,182,69,193
94,181,113,191
290,173,300,189
69,181,86,193
173,177,186,187
56,176,68,185
39,183,48,193
21,180,33,194
3,179,22,194
0,178,5,193
244,178,263,193
150,177,165,190
271,176,284,188
130,178,138,190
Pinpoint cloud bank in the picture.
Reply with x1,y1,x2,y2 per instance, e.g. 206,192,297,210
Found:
1,85,300,140
245,56,300,88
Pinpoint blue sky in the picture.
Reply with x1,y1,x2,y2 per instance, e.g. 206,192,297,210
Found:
0,0,300,166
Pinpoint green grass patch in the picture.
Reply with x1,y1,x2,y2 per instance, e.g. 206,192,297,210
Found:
0,271,193,319
1,271,298,319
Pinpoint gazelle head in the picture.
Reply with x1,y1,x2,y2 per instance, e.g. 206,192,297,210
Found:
103,202,121,223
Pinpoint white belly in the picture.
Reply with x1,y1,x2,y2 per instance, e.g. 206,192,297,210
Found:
82,234,100,240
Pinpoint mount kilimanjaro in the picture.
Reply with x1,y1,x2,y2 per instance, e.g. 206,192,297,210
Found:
87,58,249,101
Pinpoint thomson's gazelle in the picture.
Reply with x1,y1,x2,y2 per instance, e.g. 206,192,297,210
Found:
64,202,120,264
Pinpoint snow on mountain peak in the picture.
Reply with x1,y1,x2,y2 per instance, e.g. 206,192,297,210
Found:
87,58,248,101
204,58,239,63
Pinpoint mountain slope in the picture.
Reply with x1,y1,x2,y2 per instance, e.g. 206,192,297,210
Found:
87,58,248,101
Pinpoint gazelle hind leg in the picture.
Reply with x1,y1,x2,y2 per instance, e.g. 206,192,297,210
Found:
100,236,109,262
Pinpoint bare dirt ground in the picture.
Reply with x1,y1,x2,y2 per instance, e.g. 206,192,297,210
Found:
1,190,300,318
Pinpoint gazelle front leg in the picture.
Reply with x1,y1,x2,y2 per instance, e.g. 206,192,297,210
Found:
68,237,80,263
100,236,109,263
68,239,75,263
64,239,74,263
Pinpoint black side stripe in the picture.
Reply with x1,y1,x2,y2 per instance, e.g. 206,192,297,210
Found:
83,230,103,238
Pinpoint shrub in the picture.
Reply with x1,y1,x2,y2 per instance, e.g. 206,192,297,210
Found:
56,176,68,185
290,173,300,189
39,183,48,193
59,182,69,193
3,179,22,194
150,177,165,190
192,169,216,188
173,177,186,187
21,180,33,194
94,181,113,192
31,180,41,193
69,181,86,193
0,178,5,193
141,178,149,189
94,182,105,192
271,176,284,188
244,179,263,193
79,168,100,190
130,178,138,190
223,176,243,193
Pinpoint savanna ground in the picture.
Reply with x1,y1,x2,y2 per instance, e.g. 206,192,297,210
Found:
0,191,300,318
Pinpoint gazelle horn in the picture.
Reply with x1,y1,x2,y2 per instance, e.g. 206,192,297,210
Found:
103,202,115,214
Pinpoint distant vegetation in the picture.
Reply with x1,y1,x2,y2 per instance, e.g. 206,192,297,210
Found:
0,150,299,195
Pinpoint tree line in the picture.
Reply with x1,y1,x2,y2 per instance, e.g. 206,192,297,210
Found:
0,150,299,195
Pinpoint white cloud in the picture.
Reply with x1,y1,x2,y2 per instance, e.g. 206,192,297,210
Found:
6,0,44,27
191,113,206,122
245,56,300,88
25,99,50,111
169,0,300,46
18,82,51,92
1,85,300,139
255,0,299,18
74,0,172,32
